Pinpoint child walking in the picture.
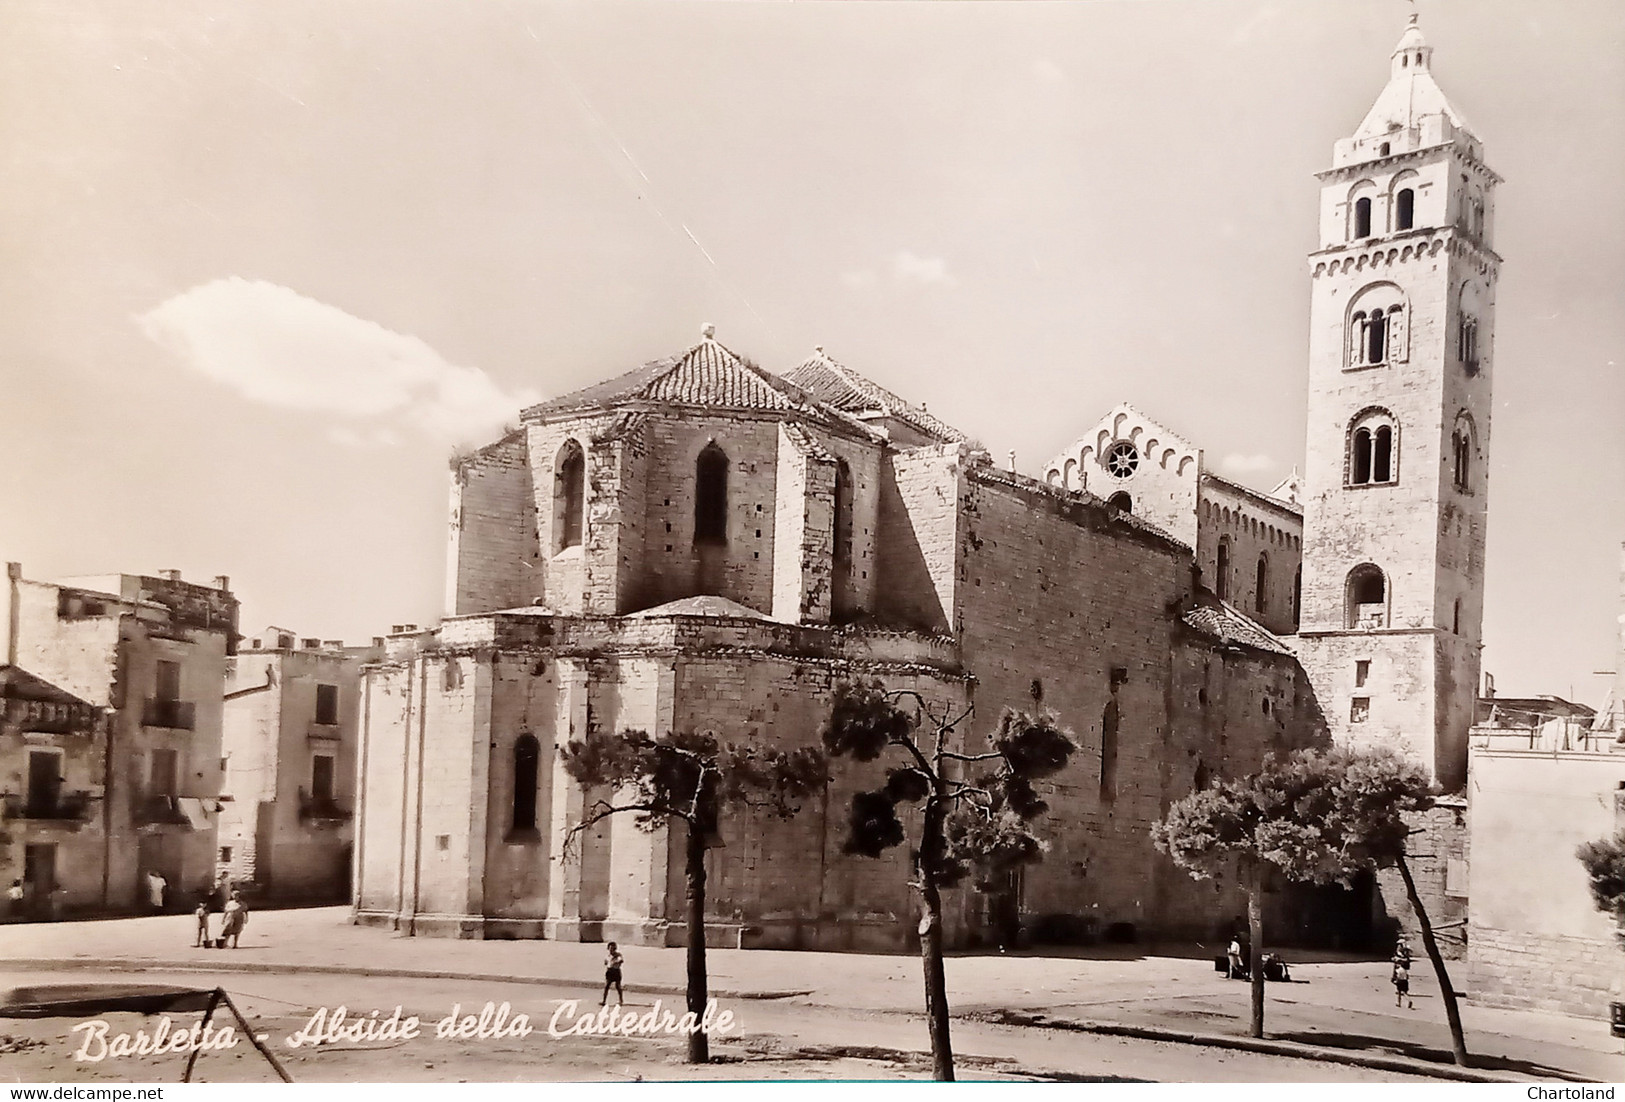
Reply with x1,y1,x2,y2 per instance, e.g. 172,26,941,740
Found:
1391,959,1413,1009
194,901,212,948
601,942,624,1007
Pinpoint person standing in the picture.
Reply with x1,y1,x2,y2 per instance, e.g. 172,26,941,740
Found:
145,871,167,914
601,942,625,1006
220,891,247,948
1226,935,1244,980
4,880,23,922
1391,958,1413,1009
194,901,212,948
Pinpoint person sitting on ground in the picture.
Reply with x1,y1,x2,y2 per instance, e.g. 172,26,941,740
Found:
220,891,247,949
601,942,625,1006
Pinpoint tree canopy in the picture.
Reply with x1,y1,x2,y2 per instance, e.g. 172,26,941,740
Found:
1577,829,1625,928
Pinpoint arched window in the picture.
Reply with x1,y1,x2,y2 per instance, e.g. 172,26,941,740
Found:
1107,491,1132,514
1395,188,1414,230
1348,286,1407,367
1452,414,1476,492
833,459,855,568
1379,140,1391,155
1367,308,1388,364
554,440,585,551
1215,537,1231,601
694,444,729,545
1255,554,1268,614
1345,564,1387,630
512,734,540,833
1347,409,1398,487
1354,197,1372,238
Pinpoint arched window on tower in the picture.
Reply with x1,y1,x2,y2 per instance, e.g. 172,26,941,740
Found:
1216,537,1231,601
554,440,585,552
1345,564,1388,630
1347,409,1399,487
1354,197,1372,238
511,734,540,834
1367,308,1388,364
1396,188,1415,230
1348,286,1408,368
1107,491,1132,514
1452,413,1476,492
694,444,729,545
1255,554,1269,614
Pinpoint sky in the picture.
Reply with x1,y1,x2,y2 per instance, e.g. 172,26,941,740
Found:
1,0,1621,704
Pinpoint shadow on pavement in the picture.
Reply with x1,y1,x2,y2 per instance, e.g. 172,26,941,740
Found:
1272,1029,1594,1082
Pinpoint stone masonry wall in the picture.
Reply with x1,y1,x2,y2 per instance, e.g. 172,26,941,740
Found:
875,446,963,634
445,432,534,617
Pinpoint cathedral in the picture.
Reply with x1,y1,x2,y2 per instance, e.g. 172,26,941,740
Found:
353,16,1495,950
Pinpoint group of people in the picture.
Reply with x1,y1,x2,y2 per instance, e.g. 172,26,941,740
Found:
1391,937,1414,1008
192,877,249,949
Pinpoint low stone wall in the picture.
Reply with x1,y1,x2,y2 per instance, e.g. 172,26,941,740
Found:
1467,922,1624,1019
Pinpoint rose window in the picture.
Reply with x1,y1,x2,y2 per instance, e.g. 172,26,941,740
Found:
1104,441,1140,479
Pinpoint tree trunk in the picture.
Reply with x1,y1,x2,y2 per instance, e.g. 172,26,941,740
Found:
918,802,954,1081
684,816,709,1064
1396,853,1469,1067
1246,871,1265,1039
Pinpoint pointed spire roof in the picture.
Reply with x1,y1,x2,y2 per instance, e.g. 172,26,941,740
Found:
782,347,971,445
1353,15,1474,141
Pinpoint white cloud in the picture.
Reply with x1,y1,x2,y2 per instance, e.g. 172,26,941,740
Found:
891,251,956,287
136,278,539,445
1220,453,1274,475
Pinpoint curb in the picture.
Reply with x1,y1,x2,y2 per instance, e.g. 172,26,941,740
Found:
0,957,811,1002
977,1010,1594,1084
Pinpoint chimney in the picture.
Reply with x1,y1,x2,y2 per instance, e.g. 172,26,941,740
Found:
159,569,182,582
371,637,384,648
6,562,20,667
213,575,230,592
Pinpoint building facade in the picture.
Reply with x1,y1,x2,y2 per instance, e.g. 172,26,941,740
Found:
218,628,380,903
1,565,238,915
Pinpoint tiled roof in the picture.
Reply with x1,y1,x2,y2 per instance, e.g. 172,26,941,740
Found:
525,332,804,419
1180,595,1295,657
783,349,971,444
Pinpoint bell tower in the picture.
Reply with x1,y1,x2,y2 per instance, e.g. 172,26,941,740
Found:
1296,16,1500,791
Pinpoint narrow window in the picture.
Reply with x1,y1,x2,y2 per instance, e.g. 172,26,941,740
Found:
1350,311,1368,366
26,750,62,815
1453,598,1462,635
1107,491,1132,513
1396,188,1414,230
1373,426,1393,483
1354,197,1372,238
1350,697,1371,723
155,660,181,702
1254,554,1268,614
1355,660,1370,687
1352,428,1373,485
833,459,855,568
512,734,540,833
1367,307,1388,363
311,754,335,801
219,846,233,863
694,444,729,545
315,683,339,725
1380,140,1392,155
1292,566,1302,628
555,441,585,551
1215,538,1231,601
1193,761,1211,792
150,748,179,796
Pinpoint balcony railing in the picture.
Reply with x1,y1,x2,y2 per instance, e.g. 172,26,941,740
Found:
297,788,351,824
142,699,196,730
0,792,95,823
133,794,194,827
307,721,341,741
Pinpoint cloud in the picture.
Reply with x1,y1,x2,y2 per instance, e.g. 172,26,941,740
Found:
1220,453,1274,475
136,278,539,445
890,251,956,287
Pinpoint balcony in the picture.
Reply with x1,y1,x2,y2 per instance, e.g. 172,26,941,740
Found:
133,794,194,828
1,792,95,825
307,722,341,742
142,699,196,730
297,788,351,826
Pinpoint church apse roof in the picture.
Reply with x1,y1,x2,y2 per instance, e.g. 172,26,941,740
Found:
783,348,973,446
1180,594,1295,657
523,327,872,439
